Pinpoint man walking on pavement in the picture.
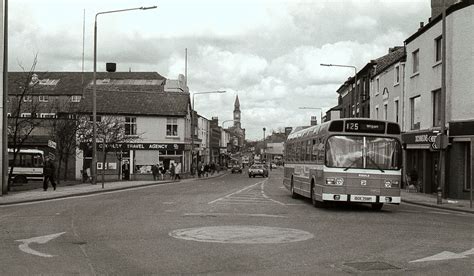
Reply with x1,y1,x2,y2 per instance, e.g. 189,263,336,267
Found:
174,162,181,180
43,156,57,191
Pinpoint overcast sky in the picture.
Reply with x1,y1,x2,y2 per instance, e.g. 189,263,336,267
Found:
10,0,431,140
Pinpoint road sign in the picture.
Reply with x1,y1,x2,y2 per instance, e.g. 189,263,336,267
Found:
48,140,57,149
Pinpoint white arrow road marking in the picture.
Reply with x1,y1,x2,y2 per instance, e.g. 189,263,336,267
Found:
410,248,474,263
16,232,66,258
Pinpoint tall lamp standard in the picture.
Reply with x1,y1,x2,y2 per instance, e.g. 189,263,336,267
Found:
262,127,266,161
191,90,226,173
299,107,324,124
320,63,358,114
91,6,157,185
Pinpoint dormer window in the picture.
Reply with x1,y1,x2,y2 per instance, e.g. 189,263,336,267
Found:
71,95,81,102
39,95,49,102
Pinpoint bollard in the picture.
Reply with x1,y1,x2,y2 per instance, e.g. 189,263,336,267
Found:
437,187,442,204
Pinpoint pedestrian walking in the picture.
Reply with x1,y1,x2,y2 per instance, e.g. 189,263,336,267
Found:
170,163,176,180
197,161,203,178
152,164,159,181
204,163,210,177
122,160,130,180
43,156,57,191
174,162,182,180
158,163,165,180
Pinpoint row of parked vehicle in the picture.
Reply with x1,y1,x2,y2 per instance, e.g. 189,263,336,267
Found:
231,162,276,178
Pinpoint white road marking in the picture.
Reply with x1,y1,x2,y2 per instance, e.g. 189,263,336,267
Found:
183,213,287,218
16,232,66,258
169,226,313,244
410,248,474,263
208,181,264,204
208,180,287,206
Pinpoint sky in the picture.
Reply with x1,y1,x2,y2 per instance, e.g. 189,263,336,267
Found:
9,0,431,140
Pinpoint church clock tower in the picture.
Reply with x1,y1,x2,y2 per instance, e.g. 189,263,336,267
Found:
233,95,241,129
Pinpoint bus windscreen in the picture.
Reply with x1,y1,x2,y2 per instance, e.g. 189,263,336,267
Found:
326,135,401,170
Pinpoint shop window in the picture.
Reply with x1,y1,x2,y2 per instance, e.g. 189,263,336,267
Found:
463,143,471,191
166,118,178,137
125,117,137,136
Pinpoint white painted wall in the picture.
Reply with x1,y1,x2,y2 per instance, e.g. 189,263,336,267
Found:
370,61,405,128
446,6,474,121
138,116,187,143
404,5,473,131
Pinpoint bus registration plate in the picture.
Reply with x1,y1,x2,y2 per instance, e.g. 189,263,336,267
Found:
351,195,376,202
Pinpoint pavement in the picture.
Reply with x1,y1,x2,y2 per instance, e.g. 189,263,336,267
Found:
1,172,473,214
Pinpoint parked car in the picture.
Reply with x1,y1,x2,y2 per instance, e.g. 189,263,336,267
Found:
248,164,268,178
231,165,242,174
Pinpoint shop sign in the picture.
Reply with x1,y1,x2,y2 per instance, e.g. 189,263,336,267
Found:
403,131,438,144
402,130,445,151
98,143,184,151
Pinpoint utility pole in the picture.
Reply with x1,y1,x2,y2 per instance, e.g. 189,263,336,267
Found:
437,0,448,204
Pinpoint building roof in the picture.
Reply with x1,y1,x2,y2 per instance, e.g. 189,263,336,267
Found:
9,71,190,117
405,0,473,44
372,47,406,77
80,89,190,117
8,71,166,95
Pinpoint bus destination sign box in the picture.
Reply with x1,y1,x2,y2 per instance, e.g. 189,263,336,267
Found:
345,120,385,134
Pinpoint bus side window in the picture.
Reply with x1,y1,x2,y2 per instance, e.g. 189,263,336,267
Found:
312,139,318,162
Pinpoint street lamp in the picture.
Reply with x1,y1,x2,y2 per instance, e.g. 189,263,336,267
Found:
221,119,235,128
92,6,157,185
320,63,358,115
299,107,324,125
263,127,266,161
191,90,226,173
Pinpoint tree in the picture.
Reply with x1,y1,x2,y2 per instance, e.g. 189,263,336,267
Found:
77,115,140,187
48,98,85,183
7,57,45,189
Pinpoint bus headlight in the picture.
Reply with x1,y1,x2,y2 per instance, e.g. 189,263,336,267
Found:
335,178,344,185
384,180,392,188
326,178,335,185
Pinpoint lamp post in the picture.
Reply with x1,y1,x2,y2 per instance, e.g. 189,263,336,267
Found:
299,107,324,125
321,63,357,117
263,127,266,162
191,90,226,174
92,6,157,185
221,119,235,128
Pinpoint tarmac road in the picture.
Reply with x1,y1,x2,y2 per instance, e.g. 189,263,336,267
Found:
0,168,472,275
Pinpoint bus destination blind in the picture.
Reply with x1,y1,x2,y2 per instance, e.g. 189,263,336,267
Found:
345,120,385,133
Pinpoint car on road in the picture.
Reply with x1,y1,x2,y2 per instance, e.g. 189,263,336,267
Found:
248,164,268,178
231,165,243,174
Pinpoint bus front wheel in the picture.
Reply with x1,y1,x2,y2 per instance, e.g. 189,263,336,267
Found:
311,184,324,208
371,203,383,211
290,180,298,199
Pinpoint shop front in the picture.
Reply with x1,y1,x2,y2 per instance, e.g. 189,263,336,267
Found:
448,121,473,199
82,142,188,181
402,130,442,194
